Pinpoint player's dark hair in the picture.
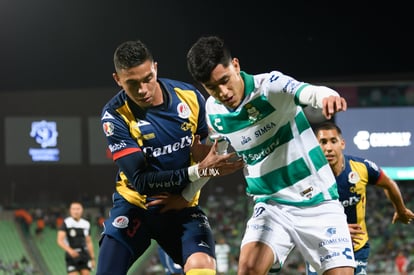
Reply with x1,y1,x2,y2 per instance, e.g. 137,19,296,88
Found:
313,121,343,136
113,40,153,72
187,36,232,83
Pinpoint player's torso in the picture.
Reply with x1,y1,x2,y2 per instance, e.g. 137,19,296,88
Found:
206,73,336,205
102,79,205,206
64,217,89,248
336,155,380,250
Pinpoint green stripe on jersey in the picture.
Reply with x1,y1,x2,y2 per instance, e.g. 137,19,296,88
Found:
246,158,311,194
295,110,311,134
208,95,275,134
309,146,328,171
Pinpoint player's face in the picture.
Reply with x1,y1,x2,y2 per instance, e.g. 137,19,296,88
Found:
316,129,345,169
113,60,162,108
69,203,83,221
202,58,244,109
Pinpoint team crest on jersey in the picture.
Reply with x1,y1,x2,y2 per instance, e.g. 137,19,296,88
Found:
112,216,129,228
348,171,360,184
102,121,114,136
177,102,190,119
69,228,77,237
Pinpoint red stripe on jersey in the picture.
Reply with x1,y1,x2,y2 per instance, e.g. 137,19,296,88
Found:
113,148,141,161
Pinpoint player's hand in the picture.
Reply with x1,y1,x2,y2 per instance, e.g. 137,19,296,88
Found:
146,193,189,213
68,248,80,258
348,223,365,246
321,95,347,119
191,135,211,162
392,208,414,224
197,140,244,177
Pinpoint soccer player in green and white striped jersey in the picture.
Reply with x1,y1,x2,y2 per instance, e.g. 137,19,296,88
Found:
187,36,356,275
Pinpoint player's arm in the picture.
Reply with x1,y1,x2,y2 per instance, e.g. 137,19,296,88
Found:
297,84,347,119
376,172,414,224
116,140,242,197
57,229,79,258
146,140,244,211
115,151,190,195
347,223,365,247
85,233,95,267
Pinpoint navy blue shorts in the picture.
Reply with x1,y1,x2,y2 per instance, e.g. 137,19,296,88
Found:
100,192,215,267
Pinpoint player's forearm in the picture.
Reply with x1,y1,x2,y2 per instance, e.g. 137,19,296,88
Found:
86,238,95,260
386,181,407,212
298,85,339,109
182,164,210,201
116,153,192,195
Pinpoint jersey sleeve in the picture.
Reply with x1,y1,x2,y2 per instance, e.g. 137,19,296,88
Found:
363,158,383,185
101,109,141,161
115,153,189,195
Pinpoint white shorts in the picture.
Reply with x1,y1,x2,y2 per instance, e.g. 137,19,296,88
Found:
241,200,356,274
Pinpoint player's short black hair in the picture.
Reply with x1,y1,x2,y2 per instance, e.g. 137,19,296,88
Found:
113,40,153,72
187,36,232,83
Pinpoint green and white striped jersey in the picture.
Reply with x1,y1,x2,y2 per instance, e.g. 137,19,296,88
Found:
206,71,339,206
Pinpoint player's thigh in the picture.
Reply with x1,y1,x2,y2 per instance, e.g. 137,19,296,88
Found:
156,206,216,268
240,202,295,271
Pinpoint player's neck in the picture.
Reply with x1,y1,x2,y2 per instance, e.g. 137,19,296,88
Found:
333,157,345,176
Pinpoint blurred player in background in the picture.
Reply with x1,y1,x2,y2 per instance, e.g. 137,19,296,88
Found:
57,201,95,275
215,236,231,275
305,121,414,275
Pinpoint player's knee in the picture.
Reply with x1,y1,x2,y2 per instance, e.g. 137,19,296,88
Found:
184,252,216,271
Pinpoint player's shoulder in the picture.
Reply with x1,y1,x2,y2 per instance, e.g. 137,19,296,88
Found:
159,77,197,92
346,154,365,163
101,90,127,117
347,154,380,171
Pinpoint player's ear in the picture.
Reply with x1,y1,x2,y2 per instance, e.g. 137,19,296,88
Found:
232,58,240,72
341,138,346,150
113,73,122,87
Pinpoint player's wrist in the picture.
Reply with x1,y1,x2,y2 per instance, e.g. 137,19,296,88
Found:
188,164,200,181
